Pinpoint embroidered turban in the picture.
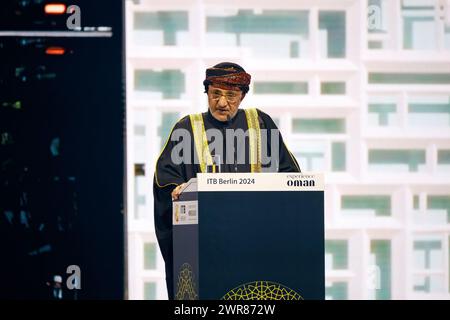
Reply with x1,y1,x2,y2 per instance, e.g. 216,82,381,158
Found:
203,62,251,93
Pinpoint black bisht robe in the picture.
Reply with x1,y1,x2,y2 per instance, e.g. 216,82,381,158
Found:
153,108,301,299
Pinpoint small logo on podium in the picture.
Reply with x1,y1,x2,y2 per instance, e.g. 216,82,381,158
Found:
175,263,198,300
174,204,179,223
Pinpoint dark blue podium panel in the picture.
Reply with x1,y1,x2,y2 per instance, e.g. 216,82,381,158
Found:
174,188,324,300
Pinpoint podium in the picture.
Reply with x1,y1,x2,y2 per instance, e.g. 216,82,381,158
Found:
173,172,324,300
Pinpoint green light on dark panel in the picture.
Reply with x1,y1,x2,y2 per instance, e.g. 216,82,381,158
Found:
341,195,391,216
368,149,426,172
371,240,391,300
292,119,346,133
254,82,308,94
369,73,450,84
1,101,22,110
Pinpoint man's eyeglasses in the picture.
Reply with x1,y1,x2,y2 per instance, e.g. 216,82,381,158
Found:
209,90,241,103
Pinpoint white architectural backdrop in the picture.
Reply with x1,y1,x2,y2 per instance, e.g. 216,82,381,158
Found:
126,0,450,299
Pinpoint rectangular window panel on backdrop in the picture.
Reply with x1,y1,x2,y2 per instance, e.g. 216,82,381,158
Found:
437,150,450,173
144,282,157,300
292,119,346,134
321,82,346,95
341,195,391,217
413,274,446,293
133,11,190,46
407,95,450,128
413,239,443,270
206,9,310,59
370,240,391,300
368,149,426,172
368,41,383,49
402,1,437,50
293,141,326,172
134,69,185,99
254,81,308,94
413,237,445,294
412,194,450,226
427,195,450,224
319,11,346,58
133,110,149,163
134,173,150,220
369,73,450,84
332,142,346,171
368,96,399,127
144,242,157,270
158,112,181,149
325,240,348,270
326,282,348,300
445,25,450,49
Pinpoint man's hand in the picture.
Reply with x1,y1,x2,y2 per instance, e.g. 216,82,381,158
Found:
171,183,187,201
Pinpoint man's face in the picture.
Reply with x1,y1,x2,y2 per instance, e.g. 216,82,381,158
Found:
207,85,244,122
